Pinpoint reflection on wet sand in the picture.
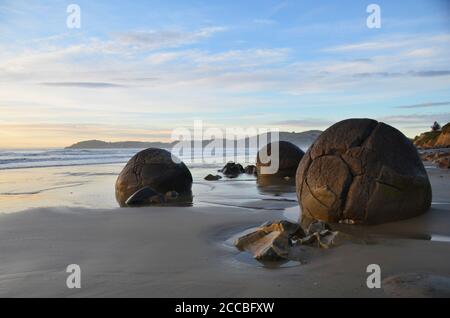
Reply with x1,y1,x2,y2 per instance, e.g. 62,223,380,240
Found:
256,176,296,196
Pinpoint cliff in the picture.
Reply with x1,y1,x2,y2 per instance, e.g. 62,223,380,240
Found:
413,123,450,149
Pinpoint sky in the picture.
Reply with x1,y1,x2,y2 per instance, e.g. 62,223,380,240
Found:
0,0,449,148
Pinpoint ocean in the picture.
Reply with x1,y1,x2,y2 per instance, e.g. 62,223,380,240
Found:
0,148,298,214
0,149,144,170
0,148,262,170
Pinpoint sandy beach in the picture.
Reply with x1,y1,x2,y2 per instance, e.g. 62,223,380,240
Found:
0,162,449,298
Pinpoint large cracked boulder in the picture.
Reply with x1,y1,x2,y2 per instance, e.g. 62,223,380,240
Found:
296,119,432,225
115,148,193,207
257,141,305,179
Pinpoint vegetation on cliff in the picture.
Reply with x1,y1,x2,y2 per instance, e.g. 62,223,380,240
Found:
413,122,450,149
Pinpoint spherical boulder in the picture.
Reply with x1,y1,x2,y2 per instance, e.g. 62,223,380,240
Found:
115,148,193,207
256,141,305,178
296,118,432,225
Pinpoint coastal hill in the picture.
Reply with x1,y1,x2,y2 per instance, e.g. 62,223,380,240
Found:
66,140,172,149
414,122,450,149
66,130,323,149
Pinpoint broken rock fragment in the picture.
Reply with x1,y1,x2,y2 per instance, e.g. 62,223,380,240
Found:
234,220,304,262
234,219,356,263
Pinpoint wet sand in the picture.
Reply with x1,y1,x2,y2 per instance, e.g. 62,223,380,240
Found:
0,164,449,297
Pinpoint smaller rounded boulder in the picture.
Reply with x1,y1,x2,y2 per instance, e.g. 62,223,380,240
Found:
256,141,305,179
115,148,193,207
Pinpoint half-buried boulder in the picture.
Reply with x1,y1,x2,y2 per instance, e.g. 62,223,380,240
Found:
296,118,432,225
256,141,304,179
115,148,193,207
125,186,165,206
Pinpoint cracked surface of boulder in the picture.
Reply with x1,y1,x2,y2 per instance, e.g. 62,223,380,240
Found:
296,119,432,225
257,141,305,179
115,148,193,207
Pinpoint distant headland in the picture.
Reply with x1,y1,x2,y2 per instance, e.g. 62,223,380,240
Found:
66,140,173,149
65,131,323,149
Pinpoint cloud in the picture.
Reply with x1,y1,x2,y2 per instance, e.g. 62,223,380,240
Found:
191,48,290,66
114,27,227,51
378,113,450,125
145,51,186,64
40,82,125,88
283,32,450,95
323,34,450,53
394,101,450,109
324,41,402,53
414,70,450,77
376,112,450,137
1,22,450,146
403,48,436,58
271,119,333,127
353,70,450,78
144,48,290,69
113,77,159,82
2,28,448,99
